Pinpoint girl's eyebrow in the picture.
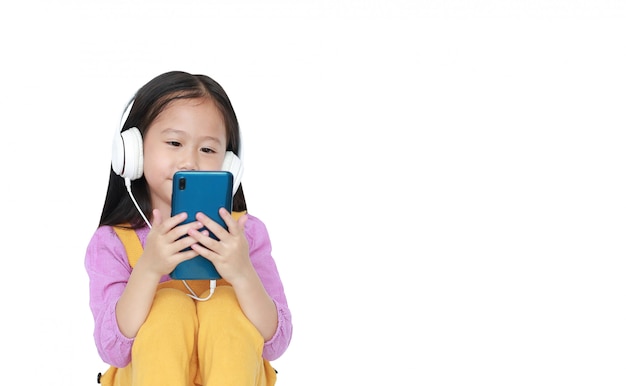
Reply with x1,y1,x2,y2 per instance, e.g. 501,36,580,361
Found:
161,128,186,136
161,128,223,145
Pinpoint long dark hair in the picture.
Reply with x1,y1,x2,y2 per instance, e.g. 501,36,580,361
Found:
99,71,247,228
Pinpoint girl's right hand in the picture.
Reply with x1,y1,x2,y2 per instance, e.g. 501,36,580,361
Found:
136,209,205,277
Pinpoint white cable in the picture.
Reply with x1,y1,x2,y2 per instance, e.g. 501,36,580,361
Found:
184,279,217,301
125,177,216,302
125,178,152,229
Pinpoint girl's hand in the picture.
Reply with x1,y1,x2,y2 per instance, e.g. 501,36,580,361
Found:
136,208,205,278
187,208,255,286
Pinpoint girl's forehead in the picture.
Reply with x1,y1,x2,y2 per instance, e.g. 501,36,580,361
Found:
162,97,218,112
153,98,224,123
148,98,227,139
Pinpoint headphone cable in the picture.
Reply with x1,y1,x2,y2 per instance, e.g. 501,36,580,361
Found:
125,177,152,229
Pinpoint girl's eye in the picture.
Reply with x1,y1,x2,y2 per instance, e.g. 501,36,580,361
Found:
167,141,182,147
200,147,215,154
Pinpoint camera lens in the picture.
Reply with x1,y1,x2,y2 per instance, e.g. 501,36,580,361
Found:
178,177,186,190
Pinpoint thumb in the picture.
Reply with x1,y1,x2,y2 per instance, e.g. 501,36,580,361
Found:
152,208,163,227
237,213,248,230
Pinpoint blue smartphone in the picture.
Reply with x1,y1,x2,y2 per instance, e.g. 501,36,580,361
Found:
170,171,234,280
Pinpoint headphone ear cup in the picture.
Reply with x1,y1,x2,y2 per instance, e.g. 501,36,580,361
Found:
222,151,243,196
112,127,143,180
111,130,126,176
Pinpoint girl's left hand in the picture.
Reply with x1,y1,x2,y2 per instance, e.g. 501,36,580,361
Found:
186,208,255,285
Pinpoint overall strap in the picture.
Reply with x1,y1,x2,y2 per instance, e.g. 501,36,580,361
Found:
112,211,247,269
113,226,143,268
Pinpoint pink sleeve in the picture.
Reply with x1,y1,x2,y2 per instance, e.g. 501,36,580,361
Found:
245,215,293,361
84,226,136,368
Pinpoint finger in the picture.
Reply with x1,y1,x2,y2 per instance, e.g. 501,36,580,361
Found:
172,247,204,265
151,211,187,239
168,220,206,247
152,209,163,227
187,227,219,252
172,233,202,255
220,208,247,235
195,212,230,241
190,242,217,262
161,212,189,231
236,212,248,231
220,207,240,233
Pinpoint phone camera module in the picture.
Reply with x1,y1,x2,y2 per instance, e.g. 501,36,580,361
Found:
178,177,186,190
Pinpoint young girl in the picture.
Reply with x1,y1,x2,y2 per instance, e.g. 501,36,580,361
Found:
85,71,292,386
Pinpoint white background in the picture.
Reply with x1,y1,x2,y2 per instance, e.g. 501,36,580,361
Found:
0,1,625,385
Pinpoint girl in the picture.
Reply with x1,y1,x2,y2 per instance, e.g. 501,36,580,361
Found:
85,71,292,386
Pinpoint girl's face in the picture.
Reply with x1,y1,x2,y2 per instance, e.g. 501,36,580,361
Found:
142,97,228,216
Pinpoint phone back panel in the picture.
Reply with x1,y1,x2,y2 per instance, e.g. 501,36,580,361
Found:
170,171,233,280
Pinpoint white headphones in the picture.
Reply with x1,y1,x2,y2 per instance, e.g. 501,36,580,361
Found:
111,100,244,195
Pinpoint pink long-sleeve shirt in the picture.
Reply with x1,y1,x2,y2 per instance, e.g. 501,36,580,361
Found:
85,214,292,368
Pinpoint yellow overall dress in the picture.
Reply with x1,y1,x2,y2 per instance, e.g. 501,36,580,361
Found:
98,213,277,386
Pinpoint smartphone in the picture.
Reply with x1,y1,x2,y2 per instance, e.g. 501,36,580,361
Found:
170,170,234,280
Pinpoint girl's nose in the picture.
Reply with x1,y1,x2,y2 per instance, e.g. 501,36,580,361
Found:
178,150,198,171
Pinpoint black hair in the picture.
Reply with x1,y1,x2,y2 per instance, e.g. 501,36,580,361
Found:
99,71,247,228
